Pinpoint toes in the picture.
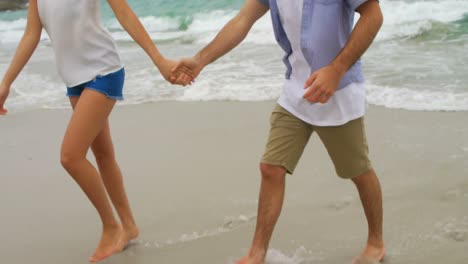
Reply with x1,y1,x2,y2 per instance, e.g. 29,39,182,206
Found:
351,255,381,264
89,253,111,263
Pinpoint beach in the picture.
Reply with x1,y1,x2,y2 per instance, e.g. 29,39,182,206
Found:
1,102,467,264
1,0,467,263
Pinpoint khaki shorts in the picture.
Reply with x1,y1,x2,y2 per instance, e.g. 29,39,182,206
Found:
261,104,372,179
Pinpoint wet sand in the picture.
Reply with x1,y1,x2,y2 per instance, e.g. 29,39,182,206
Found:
0,102,467,264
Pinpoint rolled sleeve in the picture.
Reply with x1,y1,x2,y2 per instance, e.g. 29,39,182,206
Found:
258,0,270,7
346,0,368,11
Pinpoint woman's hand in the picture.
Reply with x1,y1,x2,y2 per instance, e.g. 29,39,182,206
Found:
157,59,194,86
170,55,204,85
0,84,10,115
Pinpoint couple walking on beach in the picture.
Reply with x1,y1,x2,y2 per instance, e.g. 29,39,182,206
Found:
0,0,384,263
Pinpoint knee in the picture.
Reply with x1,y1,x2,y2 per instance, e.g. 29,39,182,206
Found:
259,163,286,183
351,169,375,185
60,149,82,172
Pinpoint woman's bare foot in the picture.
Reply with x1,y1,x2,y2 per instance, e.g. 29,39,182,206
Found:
89,225,123,263
116,225,140,251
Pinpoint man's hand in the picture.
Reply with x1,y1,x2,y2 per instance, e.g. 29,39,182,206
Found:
170,55,204,84
303,64,345,104
157,58,194,86
303,0,382,105
0,84,10,115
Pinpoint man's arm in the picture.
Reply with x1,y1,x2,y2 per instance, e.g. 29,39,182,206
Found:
332,0,383,76
171,0,269,82
303,0,383,104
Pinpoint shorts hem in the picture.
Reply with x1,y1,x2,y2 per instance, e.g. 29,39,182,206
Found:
340,164,373,180
260,159,294,175
66,87,124,101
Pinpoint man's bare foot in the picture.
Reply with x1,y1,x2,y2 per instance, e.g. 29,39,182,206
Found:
89,225,123,263
116,225,140,251
351,243,386,264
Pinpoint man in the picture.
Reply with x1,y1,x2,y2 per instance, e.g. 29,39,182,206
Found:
171,0,384,263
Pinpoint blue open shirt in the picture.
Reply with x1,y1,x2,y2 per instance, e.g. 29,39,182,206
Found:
258,0,369,91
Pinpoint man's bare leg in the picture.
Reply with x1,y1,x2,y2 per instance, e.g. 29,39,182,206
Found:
237,164,287,264
352,169,385,262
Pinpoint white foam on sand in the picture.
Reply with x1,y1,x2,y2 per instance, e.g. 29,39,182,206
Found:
436,216,468,242
130,213,323,264
225,247,319,264
265,247,314,264
135,213,257,249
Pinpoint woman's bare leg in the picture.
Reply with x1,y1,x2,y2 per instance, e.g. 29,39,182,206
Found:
90,120,139,247
63,90,122,262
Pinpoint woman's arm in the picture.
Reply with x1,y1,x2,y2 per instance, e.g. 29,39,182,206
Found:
0,0,42,115
107,0,192,85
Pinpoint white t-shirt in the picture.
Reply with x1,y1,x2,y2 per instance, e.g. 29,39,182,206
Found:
38,0,123,87
276,0,367,126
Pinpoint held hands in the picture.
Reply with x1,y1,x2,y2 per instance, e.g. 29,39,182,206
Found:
303,64,345,104
0,84,9,115
157,58,195,87
169,54,204,85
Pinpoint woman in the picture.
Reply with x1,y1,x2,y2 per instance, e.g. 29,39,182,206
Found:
0,0,193,262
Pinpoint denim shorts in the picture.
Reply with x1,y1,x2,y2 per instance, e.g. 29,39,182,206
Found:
66,68,125,100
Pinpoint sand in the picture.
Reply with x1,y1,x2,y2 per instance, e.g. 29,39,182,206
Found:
0,102,467,264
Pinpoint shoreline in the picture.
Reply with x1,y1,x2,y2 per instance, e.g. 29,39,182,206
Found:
1,41,467,113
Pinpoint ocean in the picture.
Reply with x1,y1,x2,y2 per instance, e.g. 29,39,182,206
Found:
0,0,467,112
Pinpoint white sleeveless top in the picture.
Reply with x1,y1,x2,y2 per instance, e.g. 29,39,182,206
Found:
37,0,123,87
